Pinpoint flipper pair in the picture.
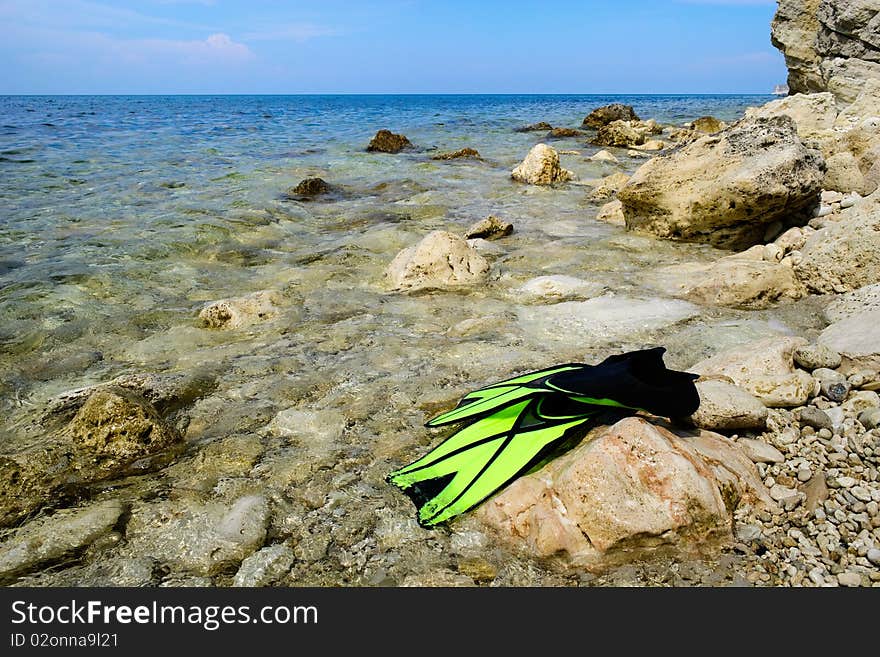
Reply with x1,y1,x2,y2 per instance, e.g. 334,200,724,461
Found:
387,347,700,527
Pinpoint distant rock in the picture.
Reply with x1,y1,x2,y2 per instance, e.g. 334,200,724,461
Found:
582,103,640,128
198,290,283,330
514,121,553,133
287,177,330,199
463,215,513,241
690,116,726,134
478,417,772,568
618,116,826,250
690,336,818,407
385,230,490,292
367,129,413,153
432,147,481,161
546,127,584,138
510,143,575,186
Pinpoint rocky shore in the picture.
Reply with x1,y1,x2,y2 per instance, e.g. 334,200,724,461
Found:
1,0,879,587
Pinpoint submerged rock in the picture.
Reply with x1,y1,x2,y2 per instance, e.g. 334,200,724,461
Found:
432,147,481,160
0,500,124,580
514,121,553,133
516,275,606,303
582,103,640,128
510,143,574,186
366,129,413,153
385,230,490,292
547,127,584,138
618,115,825,250
463,215,513,241
478,417,772,569
691,336,818,407
198,290,283,330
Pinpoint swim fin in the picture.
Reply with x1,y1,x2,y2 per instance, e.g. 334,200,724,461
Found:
387,347,700,527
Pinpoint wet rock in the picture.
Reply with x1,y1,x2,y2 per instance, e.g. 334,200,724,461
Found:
432,147,481,160
690,379,769,430
736,438,785,464
793,343,842,370
590,149,619,163
366,129,413,153
547,127,584,138
478,417,772,568
0,500,124,580
798,406,834,431
652,247,806,309
582,103,640,128
463,215,513,241
796,204,880,293
596,199,625,226
233,544,295,587
690,116,726,134
198,290,283,330
818,309,880,373
517,275,606,304
812,367,851,402
385,230,490,292
690,337,818,407
592,120,646,148
618,116,825,250
588,172,630,201
287,177,330,199
824,283,880,322
514,121,553,133
125,495,269,576
511,143,575,185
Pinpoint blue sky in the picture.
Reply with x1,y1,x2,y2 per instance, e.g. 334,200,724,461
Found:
0,0,787,94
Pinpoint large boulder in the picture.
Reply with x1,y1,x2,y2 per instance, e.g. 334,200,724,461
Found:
582,103,640,128
690,336,818,407
772,0,880,105
617,116,825,250
795,200,880,293
510,143,574,185
367,129,413,153
478,417,772,569
385,230,490,292
818,309,880,373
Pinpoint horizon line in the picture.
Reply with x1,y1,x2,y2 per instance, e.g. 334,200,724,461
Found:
0,91,780,97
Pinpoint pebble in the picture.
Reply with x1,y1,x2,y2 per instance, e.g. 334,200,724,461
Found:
798,467,813,482
813,368,850,403
799,407,833,432
867,549,880,566
840,193,860,209
851,486,873,502
837,572,862,587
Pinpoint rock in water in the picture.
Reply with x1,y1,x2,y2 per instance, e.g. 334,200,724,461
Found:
198,290,282,329
591,120,646,148
463,215,513,240
514,122,553,132
366,129,413,153
385,230,490,292
478,417,772,568
287,177,330,198
618,116,825,250
432,147,481,160
582,103,640,128
588,172,631,201
691,116,726,134
510,143,574,186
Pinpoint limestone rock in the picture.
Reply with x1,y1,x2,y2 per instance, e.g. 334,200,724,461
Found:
463,215,513,241
287,177,330,198
793,343,842,370
510,143,574,185
366,129,413,153
691,116,727,134
690,379,769,430
478,417,772,568
618,116,825,250
547,127,584,138
745,93,838,140
582,103,640,128
588,172,630,201
432,147,481,161
0,500,124,580
596,199,625,226
824,283,880,322
198,290,282,329
385,230,490,292
736,439,786,464
592,120,646,148
690,337,818,407
590,149,619,163
818,309,880,373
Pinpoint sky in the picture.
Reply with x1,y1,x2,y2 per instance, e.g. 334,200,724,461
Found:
0,0,788,94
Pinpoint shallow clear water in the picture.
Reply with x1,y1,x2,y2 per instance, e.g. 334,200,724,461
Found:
0,94,815,585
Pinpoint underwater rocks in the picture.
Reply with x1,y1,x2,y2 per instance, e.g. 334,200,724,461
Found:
198,290,283,329
463,215,513,240
478,417,772,569
366,129,413,153
385,230,490,292
691,336,818,408
516,275,606,304
0,499,125,580
582,103,640,128
510,143,575,185
618,115,826,250
432,147,482,160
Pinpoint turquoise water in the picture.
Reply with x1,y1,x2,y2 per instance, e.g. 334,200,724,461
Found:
0,94,772,444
